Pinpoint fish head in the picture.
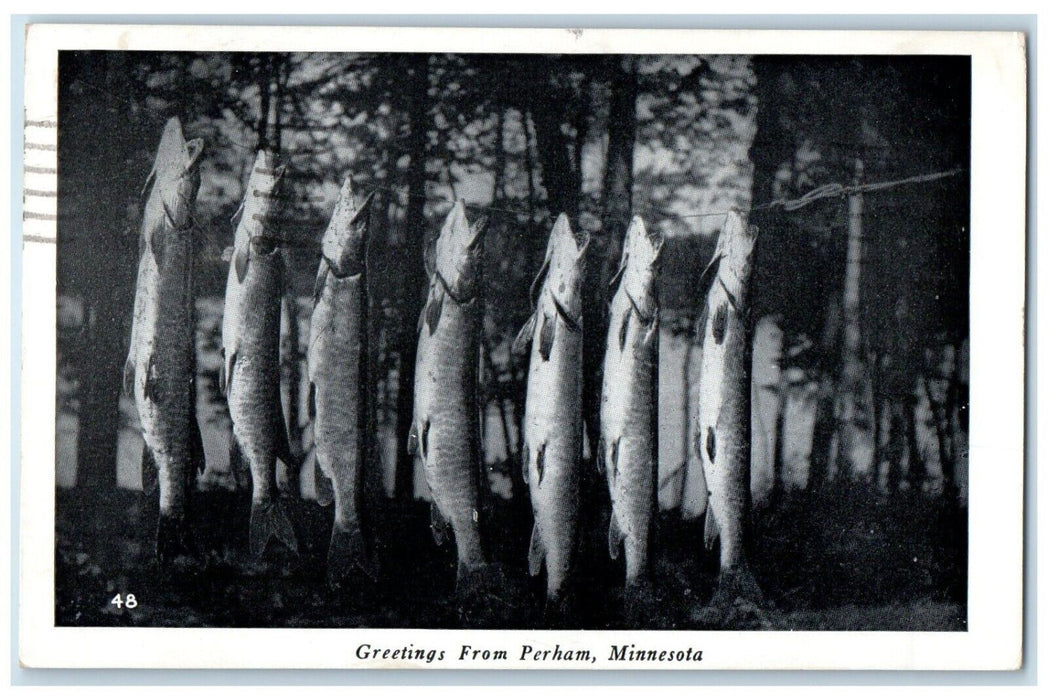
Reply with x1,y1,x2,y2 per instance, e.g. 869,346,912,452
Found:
230,150,286,280
149,117,205,231
433,201,486,301
716,210,758,301
621,216,662,319
544,213,590,322
321,177,373,278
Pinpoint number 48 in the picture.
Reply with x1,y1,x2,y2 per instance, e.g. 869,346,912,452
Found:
110,593,138,609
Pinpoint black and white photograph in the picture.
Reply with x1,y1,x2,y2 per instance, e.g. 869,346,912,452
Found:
18,24,1026,671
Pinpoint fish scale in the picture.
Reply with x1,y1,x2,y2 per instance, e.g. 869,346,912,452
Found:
693,209,764,615
124,117,205,566
516,213,589,604
600,216,661,591
410,202,487,584
308,179,374,583
221,151,298,558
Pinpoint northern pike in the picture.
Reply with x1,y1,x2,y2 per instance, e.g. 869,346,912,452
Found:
599,216,662,590
220,150,299,558
408,201,488,584
693,210,763,615
513,214,589,604
122,117,206,565
308,177,376,584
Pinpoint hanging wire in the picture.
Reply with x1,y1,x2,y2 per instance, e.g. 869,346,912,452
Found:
59,78,966,243
365,167,965,229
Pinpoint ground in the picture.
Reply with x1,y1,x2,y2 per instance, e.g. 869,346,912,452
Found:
55,479,966,630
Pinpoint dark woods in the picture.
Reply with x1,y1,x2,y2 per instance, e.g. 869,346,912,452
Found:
55,51,969,629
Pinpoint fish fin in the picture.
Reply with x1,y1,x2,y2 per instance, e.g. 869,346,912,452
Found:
511,314,537,356
528,523,545,577
528,256,551,310
328,522,377,585
313,455,334,507
156,512,198,568
141,443,159,495
608,255,628,292
643,314,660,348
229,438,251,491
703,503,719,552
658,462,686,492
249,500,299,558
430,503,451,547
275,428,300,497
234,245,249,283
143,355,160,403
221,246,234,262
520,442,530,485
140,165,157,203
536,442,546,485
416,301,427,336
610,437,620,483
595,436,606,476
307,381,317,421
406,421,419,458
312,260,329,306
619,306,632,351
538,310,555,361
425,288,444,335
608,512,624,560
220,348,236,397
190,410,206,475
229,201,245,227
696,252,723,300
122,355,136,398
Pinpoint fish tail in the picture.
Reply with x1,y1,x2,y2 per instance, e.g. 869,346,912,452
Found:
313,455,334,507
327,521,376,587
703,505,720,551
275,444,301,498
249,499,299,558
696,562,766,626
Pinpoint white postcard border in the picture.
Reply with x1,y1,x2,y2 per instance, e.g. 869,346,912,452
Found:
18,24,1027,671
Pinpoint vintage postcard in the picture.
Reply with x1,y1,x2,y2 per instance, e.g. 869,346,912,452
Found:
18,24,1026,670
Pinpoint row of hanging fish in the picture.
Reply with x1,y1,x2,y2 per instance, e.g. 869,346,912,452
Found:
123,118,763,616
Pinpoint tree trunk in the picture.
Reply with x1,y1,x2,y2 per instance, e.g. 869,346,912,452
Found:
808,299,841,492
885,400,905,493
392,54,431,502
529,58,580,220
836,159,868,480
904,392,926,489
65,53,142,494
870,349,882,486
771,369,789,503
582,55,638,457
748,57,798,499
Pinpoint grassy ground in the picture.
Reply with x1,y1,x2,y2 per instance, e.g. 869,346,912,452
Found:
55,478,966,630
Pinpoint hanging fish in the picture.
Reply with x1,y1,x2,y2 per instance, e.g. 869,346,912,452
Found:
692,210,764,618
599,216,662,595
308,177,377,585
123,117,206,566
408,201,488,586
513,214,589,605
221,150,299,558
